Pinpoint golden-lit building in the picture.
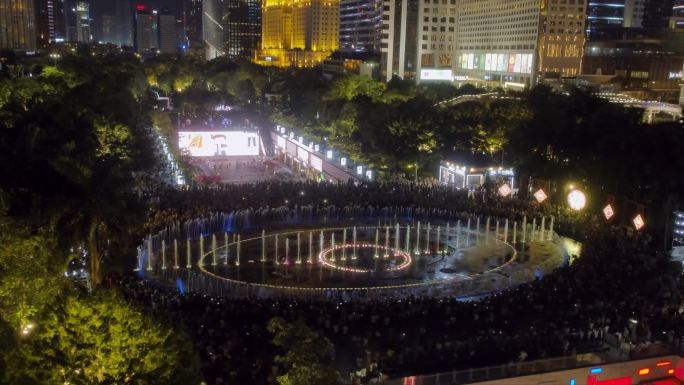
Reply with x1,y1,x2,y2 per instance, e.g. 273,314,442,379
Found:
537,0,586,78
254,0,339,67
0,0,37,50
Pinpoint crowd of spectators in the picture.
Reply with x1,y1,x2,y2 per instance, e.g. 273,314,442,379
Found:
144,181,568,234
114,181,684,385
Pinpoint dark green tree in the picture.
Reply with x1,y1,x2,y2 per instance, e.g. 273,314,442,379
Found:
267,317,340,385
3,290,201,385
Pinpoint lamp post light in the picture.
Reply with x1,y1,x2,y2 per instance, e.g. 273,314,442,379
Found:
49,53,61,66
567,189,587,211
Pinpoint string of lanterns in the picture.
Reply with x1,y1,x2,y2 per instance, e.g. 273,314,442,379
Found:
496,183,646,231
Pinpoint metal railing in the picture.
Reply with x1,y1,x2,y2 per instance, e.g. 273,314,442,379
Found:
381,340,684,385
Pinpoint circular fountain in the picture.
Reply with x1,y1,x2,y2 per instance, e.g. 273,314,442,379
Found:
138,208,575,300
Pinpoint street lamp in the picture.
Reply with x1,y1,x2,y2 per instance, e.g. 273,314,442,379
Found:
49,53,61,66
567,189,586,211
408,162,418,183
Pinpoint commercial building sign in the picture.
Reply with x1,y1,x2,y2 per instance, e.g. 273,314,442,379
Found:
459,53,533,74
310,155,323,172
286,141,297,157
276,135,286,149
296,146,309,163
420,69,453,81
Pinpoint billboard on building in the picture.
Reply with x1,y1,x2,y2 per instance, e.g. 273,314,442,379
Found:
310,155,323,172
276,135,286,149
178,131,262,157
420,69,454,81
462,52,533,74
296,146,309,163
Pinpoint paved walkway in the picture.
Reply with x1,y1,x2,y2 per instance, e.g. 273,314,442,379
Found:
193,156,301,184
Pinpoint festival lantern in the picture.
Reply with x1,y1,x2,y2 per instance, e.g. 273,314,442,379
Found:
534,189,548,203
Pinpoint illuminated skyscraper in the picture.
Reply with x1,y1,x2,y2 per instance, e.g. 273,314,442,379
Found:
672,0,684,28
641,0,673,29
100,14,117,43
203,0,261,60
586,0,647,40
135,6,155,53
383,0,586,86
675,0,684,17
158,8,177,54
183,0,202,48
35,0,66,47
203,0,223,58
380,0,419,81
339,0,382,53
116,0,132,46
74,1,90,42
254,0,339,67
0,0,37,50
452,0,541,88
537,0,586,78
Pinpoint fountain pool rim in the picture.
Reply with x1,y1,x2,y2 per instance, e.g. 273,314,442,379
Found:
195,226,519,292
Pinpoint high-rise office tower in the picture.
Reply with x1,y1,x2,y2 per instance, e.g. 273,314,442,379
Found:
73,0,90,42
183,0,202,47
0,0,37,50
100,14,117,43
224,0,261,58
452,0,541,88
380,0,419,80
339,0,382,53
175,13,185,51
135,6,155,53
384,0,586,85
671,0,684,28
586,0,647,40
35,0,50,47
52,0,66,42
414,0,457,82
116,0,132,46
202,0,223,59
63,0,76,41
537,0,586,77
675,0,684,17
158,8,177,54
204,0,261,60
254,0,338,67
642,0,673,29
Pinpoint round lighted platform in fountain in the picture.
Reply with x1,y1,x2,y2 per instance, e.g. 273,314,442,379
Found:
318,244,412,273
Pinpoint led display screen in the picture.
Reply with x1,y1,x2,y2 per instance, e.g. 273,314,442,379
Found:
178,131,262,157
